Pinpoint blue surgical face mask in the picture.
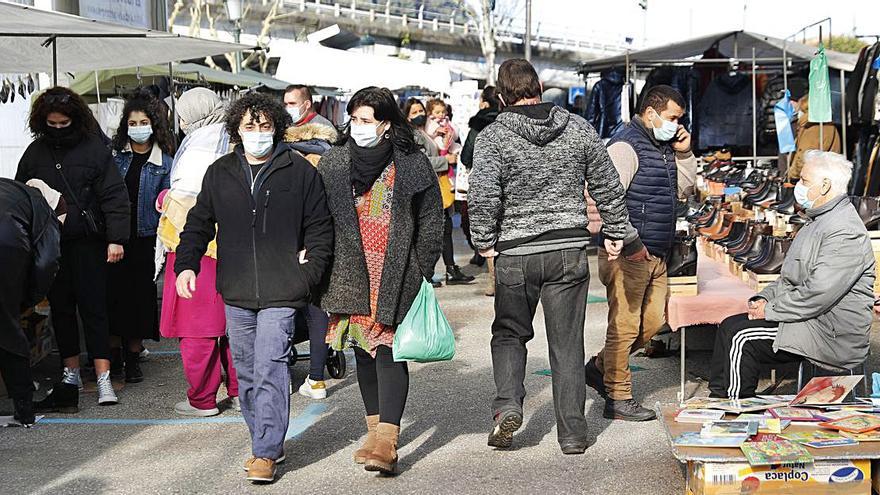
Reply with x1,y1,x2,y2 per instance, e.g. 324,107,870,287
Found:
287,106,301,123
128,124,153,144
241,131,274,158
794,181,814,209
649,109,678,142
351,122,383,148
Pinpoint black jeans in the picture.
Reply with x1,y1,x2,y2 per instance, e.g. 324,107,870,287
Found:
355,345,409,426
49,238,111,361
305,305,329,381
492,247,590,444
442,208,455,267
0,348,33,400
709,313,802,399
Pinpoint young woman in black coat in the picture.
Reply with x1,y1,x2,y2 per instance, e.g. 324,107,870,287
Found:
15,87,131,411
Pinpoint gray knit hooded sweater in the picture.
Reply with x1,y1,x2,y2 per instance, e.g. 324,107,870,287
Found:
468,103,630,251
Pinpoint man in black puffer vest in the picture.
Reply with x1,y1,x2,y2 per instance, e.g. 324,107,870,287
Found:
585,85,697,421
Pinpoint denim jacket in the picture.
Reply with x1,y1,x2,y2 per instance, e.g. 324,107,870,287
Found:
113,143,172,237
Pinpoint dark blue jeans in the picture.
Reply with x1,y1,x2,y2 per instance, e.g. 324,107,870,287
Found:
491,248,590,445
225,305,295,460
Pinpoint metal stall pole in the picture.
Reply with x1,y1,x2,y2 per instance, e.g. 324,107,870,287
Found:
752,47,757,164
52,37,58,86
840,68,847,159
169,63,178,136
95,71,101,104
819,27,824,147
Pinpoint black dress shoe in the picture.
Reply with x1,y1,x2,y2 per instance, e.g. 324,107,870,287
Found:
13,397,35,426
584,356,607,398
446,265,475,285
603,399,657,422
560,441,588,455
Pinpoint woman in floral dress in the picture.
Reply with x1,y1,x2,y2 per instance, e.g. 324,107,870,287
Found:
318,87,443,475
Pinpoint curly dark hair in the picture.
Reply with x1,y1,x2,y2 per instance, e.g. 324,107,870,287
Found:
28,86,98,138
111,90,177,156
224,92,291,145
341,87,415,153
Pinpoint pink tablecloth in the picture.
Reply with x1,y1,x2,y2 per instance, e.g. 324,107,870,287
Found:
667,248,755,330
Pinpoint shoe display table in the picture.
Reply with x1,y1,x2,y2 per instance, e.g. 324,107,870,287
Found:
669,239,755,402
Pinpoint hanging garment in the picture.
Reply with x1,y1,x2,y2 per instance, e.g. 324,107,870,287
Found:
774,90,797,154
636,66,699,132
586,68,625,138
697,72,753,150
808,45,832,123
758,74,809,152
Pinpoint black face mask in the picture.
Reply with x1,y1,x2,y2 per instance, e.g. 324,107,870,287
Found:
45,125,78,145
409,115,427,128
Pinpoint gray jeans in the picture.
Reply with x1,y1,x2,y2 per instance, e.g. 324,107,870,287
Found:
491,248,590,444
225,305,295,459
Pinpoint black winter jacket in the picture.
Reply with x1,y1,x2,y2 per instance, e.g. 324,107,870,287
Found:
0,178,61,357
461,108,499,168
15,134,130,244
175,145,334,310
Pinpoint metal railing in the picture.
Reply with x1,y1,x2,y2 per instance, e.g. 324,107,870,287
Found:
278,0,636,55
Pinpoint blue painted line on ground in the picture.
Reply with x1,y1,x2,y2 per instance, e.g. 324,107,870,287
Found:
146,350,182,356
286,403,328,439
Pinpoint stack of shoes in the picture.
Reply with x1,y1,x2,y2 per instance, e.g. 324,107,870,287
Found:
851,196,880,229
666,234,697,277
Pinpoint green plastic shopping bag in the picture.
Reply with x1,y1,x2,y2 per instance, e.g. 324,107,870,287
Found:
808,44,832,123
392,279,455,363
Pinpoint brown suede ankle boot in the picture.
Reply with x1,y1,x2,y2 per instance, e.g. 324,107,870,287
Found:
364,422,400,474
353,415,380,464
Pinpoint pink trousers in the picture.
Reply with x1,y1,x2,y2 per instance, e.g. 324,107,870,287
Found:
179,337,239,410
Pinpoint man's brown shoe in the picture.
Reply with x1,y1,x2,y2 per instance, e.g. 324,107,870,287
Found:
354,415,380,464
365,423,400,475
246,458,276,483
244,454,285,472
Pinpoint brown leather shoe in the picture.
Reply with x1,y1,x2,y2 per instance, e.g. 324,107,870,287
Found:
365,423,400,475
246,458,276,483
354,415,380,464
244,453,285,471
699,212,727,236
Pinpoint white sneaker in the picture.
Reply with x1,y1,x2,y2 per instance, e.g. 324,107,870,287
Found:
62,367,83,391
174,400,220,417
298,378,327,399
231,396,241,412
96,371,118,406
139,348,150,361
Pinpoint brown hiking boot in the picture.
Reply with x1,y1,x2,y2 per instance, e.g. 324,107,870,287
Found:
364,423,400,474
353,414,380,464
246,458,276,483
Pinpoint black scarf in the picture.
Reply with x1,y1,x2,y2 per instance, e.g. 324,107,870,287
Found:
350,138,394,196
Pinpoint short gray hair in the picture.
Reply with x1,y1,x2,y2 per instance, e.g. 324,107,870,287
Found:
803,150,853,195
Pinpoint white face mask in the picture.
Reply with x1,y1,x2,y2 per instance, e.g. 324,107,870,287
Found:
350,122,385,148
287,106,302,123
241,131,274,158
649,109,678,142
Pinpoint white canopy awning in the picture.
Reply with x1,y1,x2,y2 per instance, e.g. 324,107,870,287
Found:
276,43,452,93
579,31,859,73
0,1,251,74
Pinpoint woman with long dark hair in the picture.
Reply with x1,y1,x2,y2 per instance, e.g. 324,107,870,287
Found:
107,92,175,384
16,87,130,411
319,87,443,474
403,98,474,287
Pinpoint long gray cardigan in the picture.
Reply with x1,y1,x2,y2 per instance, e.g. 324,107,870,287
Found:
318,143,444,325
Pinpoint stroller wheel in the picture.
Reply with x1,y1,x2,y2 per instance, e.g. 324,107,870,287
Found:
288,345,299,367
326,350,346,379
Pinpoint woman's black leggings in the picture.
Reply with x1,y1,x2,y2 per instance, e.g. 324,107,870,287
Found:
354,345,409,426
442,207,455,267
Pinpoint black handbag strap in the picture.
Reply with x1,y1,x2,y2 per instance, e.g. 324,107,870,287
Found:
49,148,85,212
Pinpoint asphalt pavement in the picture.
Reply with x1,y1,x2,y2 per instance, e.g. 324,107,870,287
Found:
0,234,854,495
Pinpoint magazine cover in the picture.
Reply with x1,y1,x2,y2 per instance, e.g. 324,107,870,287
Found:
803,438,859,449
673,432,748,448
841,430,880,441
790,376,863,405
675,409,725,424
736,414,789,434
740,440,814,466
818,414,880,434
768,407,822,422
781,430,847,445
700,420,759,438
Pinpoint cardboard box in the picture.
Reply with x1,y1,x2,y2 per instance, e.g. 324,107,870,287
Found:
669,276,698,297
747,271,779,292
687,460,871,495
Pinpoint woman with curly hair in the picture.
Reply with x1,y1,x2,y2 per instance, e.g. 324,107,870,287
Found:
107,92,175,384
15,87,130,411
320,87,443,475
173,92,334,484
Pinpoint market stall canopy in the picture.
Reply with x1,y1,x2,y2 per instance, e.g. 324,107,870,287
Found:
0,1,251,74
579,31,859,73
69,63,289,96
275,43,451,93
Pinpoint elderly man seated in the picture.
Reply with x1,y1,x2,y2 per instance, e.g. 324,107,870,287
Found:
709,151,876,399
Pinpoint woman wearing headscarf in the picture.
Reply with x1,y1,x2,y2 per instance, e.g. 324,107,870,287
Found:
319,87,443,475
16,87,130,411
107,92,175,384
156,87,238,417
